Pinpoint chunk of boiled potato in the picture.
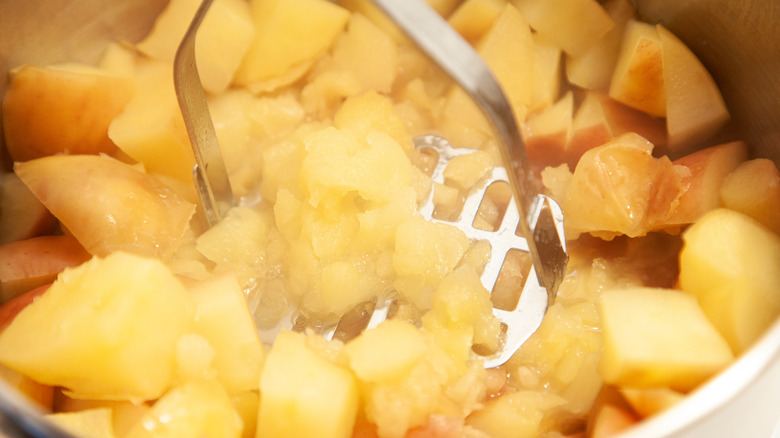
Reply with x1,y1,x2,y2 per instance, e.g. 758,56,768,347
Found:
566,0,636,91
187,274,264,394
2,64,133,162
466,391,565,438
126,380,242,438
393,217,471,280
137,0,254,94
334,91,412,154
345,319,427,383
448,0,505,43
513,0,614,57
300,127,413,207
108,59,195,183
47,408,115,438
234,0,349,86
720,158,780,236
0,252,195,401
598,287,733,392
14,155,195,259
440,3,534,146
257,330,358,438
679,208,780,353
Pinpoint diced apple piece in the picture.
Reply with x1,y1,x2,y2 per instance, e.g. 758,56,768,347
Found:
666,141,748,226
393,217,471,280
257,330,358,438
658,25,730,152
15,155,195,259
529,33,562,114
2,64,133,162
598,287,734,392
466,391,564,438
679,208,780,353
335,91,412,154
609,20,665,117
567,93,613,167
448,0,505,43
0,172,56,245
0,235,90,302
514,0,614,57
231,391,259,438
522,92,573,168
620,387,684,418
345,319,427,383
0,283,49,333
53,391,151,438
187,274,264,394
126,380,242,438
0,252,195,401
47,408,115,438
598,93,667,149
589,404,638,438
566,0,637,91
108,59,195,183
562,133,682,239
567,92,668,168
301,127,413,207
720,158,780,236
234,0,349,87
0,363,54,410
440,4,534,146
313,13,398,95
137,0,255,94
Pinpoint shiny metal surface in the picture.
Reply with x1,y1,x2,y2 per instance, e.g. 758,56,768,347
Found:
0,0,778,437
371,0,568,297
174,0,234,226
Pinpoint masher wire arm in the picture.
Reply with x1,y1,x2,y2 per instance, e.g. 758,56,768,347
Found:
174,0,234,227
369,0,567,296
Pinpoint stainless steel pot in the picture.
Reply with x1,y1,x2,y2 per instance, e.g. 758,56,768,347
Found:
0,0,778,436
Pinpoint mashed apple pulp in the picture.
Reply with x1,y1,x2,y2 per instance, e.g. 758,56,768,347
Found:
1,0,780,437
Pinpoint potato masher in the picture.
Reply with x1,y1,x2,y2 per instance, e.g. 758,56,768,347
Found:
174,0,568,368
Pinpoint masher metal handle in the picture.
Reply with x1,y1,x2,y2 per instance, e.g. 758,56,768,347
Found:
173,0,234,227
369,0,568,296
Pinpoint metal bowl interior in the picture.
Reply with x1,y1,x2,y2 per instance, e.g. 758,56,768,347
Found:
0,0,778,437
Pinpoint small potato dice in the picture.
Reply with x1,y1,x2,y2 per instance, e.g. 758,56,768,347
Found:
126,380,242,438
187,274,264,394
679,208,780,353
598,287,733,392
234,0,349,86
345,319,427,383
47,408,115,438
0,252,195,401
257,330,358,438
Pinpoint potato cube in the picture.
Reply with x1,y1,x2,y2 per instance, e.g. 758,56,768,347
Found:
188,274,264,394
47,408,115,438
679,208,780,353
126,380,242,438
598,287,733,392
257,331,358,438
345,319,427,383
0,252,195,401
